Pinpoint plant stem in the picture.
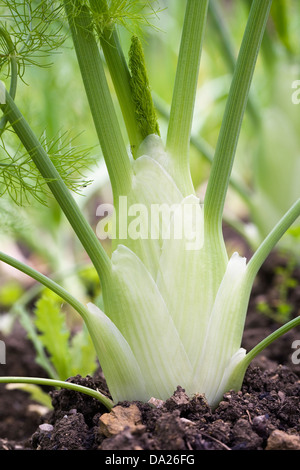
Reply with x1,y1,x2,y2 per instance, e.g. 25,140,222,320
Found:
0,376,113,410
247,199,300,282
0,25,18,136
208,0,260,126
154,92,254,208
244,315,300,368
88,0,142,157
166,0,209,196
0,250,93,323
227,309,300,399
63,0,132,199
204,0,272,229
190,136,253,208
0,89,111,283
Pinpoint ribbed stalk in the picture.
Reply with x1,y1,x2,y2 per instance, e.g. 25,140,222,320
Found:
0,25,18,135
88,0,143,157
153,92,254,208
0,90,111,283
0,376,113,410
64,0,132,199
166,0,209,196
247,198,300,283
204,0,272,229
0,250,94,323
208,0,260,126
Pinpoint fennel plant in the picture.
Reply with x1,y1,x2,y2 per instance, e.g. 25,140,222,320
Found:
0,0,299,411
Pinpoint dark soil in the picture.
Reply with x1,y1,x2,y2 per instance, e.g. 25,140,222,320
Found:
0,249,300,451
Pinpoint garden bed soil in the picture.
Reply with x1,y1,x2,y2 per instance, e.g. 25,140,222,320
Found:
0,250,300,451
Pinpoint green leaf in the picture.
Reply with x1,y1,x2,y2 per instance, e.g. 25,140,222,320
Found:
34,291,71,380
69,325,98,378
0,280,23,307
0,0,66,76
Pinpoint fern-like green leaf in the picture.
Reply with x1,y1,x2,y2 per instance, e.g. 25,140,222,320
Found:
34,290,71,380
69,326,98,378
33,289,97,381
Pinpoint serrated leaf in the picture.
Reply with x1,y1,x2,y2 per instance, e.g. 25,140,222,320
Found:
69,325,98,378
34,291,71,380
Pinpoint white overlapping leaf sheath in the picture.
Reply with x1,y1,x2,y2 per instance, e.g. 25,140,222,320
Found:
88,136,252,405
192,252,250,403
115,142,183,277
85,302,147,403
104,245,193,400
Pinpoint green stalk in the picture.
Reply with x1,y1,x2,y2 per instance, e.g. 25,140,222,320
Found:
204,0,272,229
247,199,300,283
208,0,237,74
226,199,300,391
154,92,254,208
166,0,209,196
88,0,143,157
208,0,260,126
225,303,300,401
63,0,132,199
0,25,18,136
245,316,300,368
0,376,113,410
225,200,300,358
10,261,93,380
0,90,111,283
0,250,94,323
191,135,253,207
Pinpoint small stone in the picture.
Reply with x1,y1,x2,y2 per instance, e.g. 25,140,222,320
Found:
266,430,300,450
148,397,164,409
99,404,143,437
165,386,190,410
38,423,54,433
